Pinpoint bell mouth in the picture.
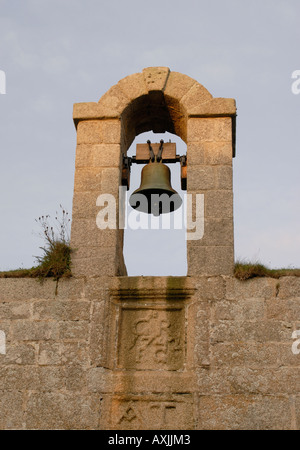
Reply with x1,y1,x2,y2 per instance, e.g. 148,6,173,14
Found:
129,188,182,216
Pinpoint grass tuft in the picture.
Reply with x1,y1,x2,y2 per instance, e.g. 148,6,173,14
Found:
234,260,300,281
0,206,72,282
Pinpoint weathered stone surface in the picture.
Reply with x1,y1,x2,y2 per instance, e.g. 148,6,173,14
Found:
187,165,216,190
0,391,24,429
76,119,121,145
75,144,121,168
278,277,300,298
266,297,300,321
117,72,148,102
117,307,185,370
181,83,213,112
189,97,236,117
25,392,99,430
0,301,31,319
188,245,234,276
12,320,59,341
0,278,57,301
142,67,170,92
0,343,36,365
107,394,194,430
33,300,90,321
226,277,277,299
187,117,232,142
187,142,233,166
198,395,292,430
210,319,292,344
73,167,102,192
71,190,100,220
204,190,234,219
212,298,265,321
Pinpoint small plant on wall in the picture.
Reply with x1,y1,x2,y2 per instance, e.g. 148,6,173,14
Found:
34,205,72,281
0,205,72,284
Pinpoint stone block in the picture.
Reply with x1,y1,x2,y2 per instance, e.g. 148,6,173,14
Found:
188,218,234,247
187,117,232,142
12,320,59,341
212,298,265,321
58,320,89,341
55,278,85,300
107,393,194,430
97,84,130,115
60,342,90,366
226,277,277,300
295,396,300,430
164,71,197,102
93,144,121,167
266,297,300,321
100,167,121,196
143,67,170,92
187,142,233,166
71,191,100,220
38,342,61,366
193,276,226,300
90,300,111,367
204,190,233,219
25,392,99,430
75,144,121,168
0,279,57,301
189,97,236,116
117,72,148,102
71,254,118,277
74,143,94,168
0,391,24,429
73,167,102,192
0,342,36,366
215,165,233,190
71,218,99,248
0,366,39,390
65,366,87,391
0,301,31,320
77,119,121,145
187,302,210,367
187,246,234,276
278,277,300,298
76,120,103,144
198,395,292,430
210,342,282,368
181,83,212,113
33,300,90,321
187,165,216,191
210,319,292,344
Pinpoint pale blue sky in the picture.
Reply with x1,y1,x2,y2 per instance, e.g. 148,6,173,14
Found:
0,0,300,274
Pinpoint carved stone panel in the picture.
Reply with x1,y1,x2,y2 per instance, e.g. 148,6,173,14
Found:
109,394,194,430
117,307,185,370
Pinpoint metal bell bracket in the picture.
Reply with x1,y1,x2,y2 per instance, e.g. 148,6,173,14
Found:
122,140,187,191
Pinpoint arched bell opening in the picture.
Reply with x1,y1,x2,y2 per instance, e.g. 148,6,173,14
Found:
123,131,187,276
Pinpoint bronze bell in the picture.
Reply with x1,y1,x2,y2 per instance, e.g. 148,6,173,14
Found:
129,160,182,216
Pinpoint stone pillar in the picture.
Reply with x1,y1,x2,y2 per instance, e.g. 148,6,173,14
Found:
186,117,235,276
71,118,127,276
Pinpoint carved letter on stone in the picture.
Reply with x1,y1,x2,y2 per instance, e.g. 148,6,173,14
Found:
117,308,184,370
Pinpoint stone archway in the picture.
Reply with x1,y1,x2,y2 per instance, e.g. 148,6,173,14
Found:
71,67,236,277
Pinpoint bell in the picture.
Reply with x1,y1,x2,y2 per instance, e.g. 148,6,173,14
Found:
129,160,182,216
